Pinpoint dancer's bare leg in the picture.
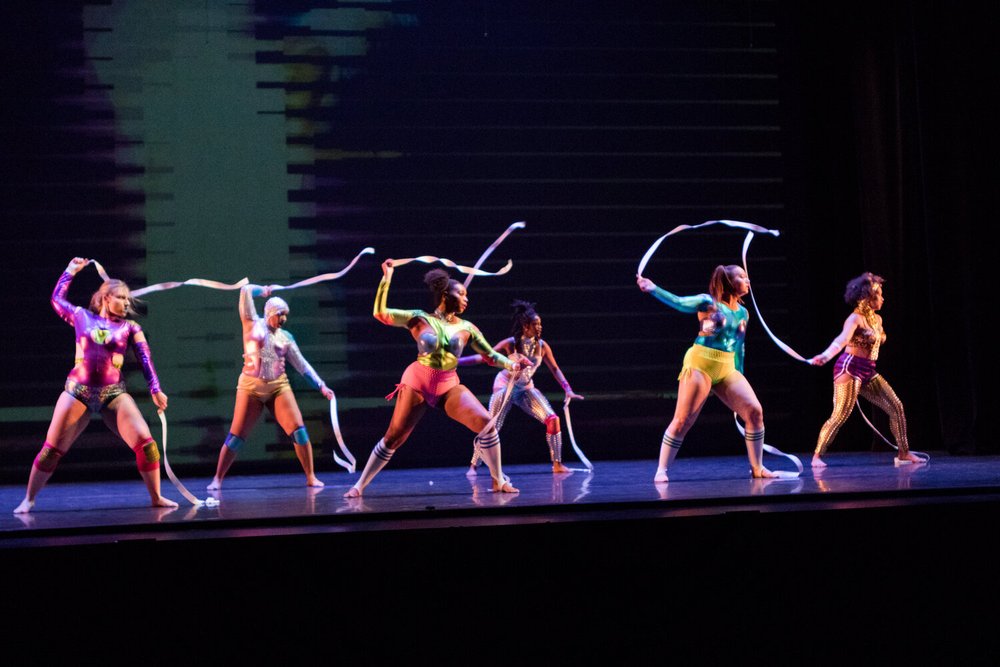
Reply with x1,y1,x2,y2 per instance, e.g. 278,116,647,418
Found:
346,386,427,497
106,394,178,508
14,392,90,513
442,385,518,493
208,391,263,490
655,370,711,482
272,390,323,486
713,372,776,478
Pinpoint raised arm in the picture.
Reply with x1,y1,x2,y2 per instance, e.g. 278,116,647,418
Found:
373,259,419,327
51,257,88,324
809,314,863,366
541,341,583,400
636,276,713,314
239,284,262,324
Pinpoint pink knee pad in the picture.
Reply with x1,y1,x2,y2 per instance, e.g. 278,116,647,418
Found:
132,438,161,472
545,414,561,435
33,442,64,473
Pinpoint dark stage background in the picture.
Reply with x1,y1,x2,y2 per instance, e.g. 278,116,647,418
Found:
1,0,992,482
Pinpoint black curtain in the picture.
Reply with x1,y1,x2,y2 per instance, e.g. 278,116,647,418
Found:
778,0,995,454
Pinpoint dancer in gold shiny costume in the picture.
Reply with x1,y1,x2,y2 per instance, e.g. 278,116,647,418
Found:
809,272,922,467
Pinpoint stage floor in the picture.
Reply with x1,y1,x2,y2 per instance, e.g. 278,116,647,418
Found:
4,450,999,549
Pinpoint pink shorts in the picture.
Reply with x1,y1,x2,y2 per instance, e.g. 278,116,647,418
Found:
387,361,460,408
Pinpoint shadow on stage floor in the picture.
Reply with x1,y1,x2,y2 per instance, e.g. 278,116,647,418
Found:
3,453,1000,661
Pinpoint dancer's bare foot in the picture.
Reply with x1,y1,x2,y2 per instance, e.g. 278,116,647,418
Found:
465,465,479,477
653,470,669,483
751,466,778,479
491,478,519,493
13,498,34,514
207,477,223,491
811,455,827,468
344,486,362,498
552,461,571,474
152,496,179,509
306,475,325,487
894,453,927,466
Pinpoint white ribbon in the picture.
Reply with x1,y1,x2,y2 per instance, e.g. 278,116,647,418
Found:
855,404,930,463
391,255,513,278
259,247,375,292
157,410,218,507
637,219,779,278
87,259,249,297
329,392,357,473
733,414,803,476
463,222,525,287
562,395,594,471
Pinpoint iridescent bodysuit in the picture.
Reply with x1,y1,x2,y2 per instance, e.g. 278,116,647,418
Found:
814,303,911,458
51,271,161,411
238,286,324,400
651,286,748,382
374,275,513,406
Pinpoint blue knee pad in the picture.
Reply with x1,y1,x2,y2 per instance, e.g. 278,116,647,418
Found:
224,433,245,451
291,426,310,446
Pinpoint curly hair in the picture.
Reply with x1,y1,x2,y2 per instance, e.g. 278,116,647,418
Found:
843,272,884,305
509,299,539,349
424,268,460,309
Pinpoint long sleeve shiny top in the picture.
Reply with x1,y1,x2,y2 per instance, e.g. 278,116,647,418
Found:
239,285,324,388
650,286,748,373
373,275,514,372
52,271,161,393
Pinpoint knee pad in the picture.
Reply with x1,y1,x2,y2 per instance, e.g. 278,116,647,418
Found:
544,414,561,435
132,438,161,472
291,426,310,446
33,442,64,473
224,432,246,451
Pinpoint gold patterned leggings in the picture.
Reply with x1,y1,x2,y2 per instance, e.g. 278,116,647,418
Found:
814,374,909,457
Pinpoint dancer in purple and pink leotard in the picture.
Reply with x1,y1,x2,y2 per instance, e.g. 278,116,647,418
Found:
13,257,177,514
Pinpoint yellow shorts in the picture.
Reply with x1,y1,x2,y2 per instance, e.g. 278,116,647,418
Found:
237,373,292,402
678,344,736,386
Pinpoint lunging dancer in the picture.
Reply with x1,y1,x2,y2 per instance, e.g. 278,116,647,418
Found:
207,283,334,490
345,259,527,497
637,265,777,482
461,299,582,474
809,272,924,467
14,258,177,513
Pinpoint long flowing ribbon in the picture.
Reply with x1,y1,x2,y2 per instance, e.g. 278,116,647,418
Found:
463,222,525,287
263,247,375,292
391,255,513,278
329,392,357,473
739,232,809,362
636,219,779,278
562,396,594,471
86,259,249,297
157,410,219,507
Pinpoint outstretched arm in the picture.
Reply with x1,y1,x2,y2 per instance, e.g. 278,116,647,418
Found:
541,341,583,400
51,257,88,324
458,338,513,367
284,332,334,398
810,314,862,366
636,276,713,314
467,327,518,371
373,259,419,327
